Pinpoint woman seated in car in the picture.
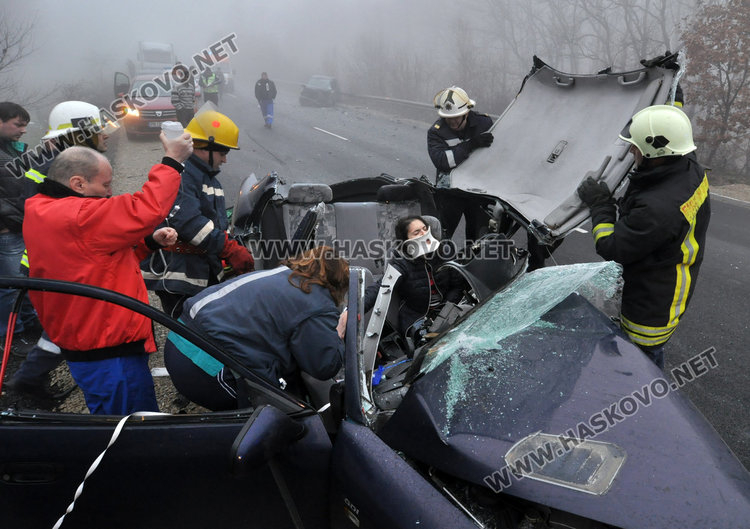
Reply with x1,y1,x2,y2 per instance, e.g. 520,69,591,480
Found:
164,245,348,411
364,215,466,339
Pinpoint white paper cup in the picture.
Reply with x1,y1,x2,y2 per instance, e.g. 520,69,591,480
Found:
161,121,184,140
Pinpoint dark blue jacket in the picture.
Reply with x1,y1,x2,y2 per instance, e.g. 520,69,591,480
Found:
141,153,228,295
427,110,493,174
180,266,344,386
365,250,465,335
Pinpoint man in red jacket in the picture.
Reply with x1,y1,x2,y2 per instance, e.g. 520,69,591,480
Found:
23,134,192,414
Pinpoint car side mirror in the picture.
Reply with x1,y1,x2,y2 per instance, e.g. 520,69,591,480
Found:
229,405,307,476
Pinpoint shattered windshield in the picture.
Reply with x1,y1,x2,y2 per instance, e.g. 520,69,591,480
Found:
420,261,623,376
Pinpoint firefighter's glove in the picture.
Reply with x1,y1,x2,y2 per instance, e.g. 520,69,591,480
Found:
640,51,679,71
221,234,255,275
577,176,611,208
469,132,494,151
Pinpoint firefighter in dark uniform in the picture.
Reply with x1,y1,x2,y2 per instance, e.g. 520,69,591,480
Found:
577,105,710,368
427,86,494,241
141,109,254,318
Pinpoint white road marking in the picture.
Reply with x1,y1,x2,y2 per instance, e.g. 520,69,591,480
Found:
313,127,349,141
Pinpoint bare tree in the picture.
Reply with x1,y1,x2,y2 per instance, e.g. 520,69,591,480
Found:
683,0,750,173
0,9,35,99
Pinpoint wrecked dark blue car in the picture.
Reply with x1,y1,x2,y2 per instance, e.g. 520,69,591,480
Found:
2,57,749,528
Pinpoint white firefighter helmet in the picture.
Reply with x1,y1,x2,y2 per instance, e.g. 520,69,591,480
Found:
42,101,118,140
619,105,696,159
434,86,475,118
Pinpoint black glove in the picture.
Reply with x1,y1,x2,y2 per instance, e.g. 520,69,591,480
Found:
469,132,494,151
640,51,679,71
577,176,611,207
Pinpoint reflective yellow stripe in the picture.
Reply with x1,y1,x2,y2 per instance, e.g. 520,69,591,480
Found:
593,222,614,243
621,315,677,346
672,101,683,108
670,174,709,326
52,117,101,131
20,249,29,270
24,169,46,183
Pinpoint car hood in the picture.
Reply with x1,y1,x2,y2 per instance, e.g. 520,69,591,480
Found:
137,95,173,110
379,262,750,529
450,57,678,241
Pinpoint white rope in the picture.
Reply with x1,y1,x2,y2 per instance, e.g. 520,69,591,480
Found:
52,411,168,529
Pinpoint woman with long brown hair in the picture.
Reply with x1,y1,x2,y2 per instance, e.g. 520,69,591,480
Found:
163,246,349,410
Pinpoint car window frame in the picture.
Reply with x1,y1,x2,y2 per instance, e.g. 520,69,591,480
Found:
0,276,310,416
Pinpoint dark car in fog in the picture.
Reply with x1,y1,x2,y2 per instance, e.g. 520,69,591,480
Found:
300,75,340,106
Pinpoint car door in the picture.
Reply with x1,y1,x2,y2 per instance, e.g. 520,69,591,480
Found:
326,268,477,529
0,276,332,529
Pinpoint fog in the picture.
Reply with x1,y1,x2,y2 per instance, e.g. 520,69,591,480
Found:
11,0,749,177
6,0,437,104
6,0,698,115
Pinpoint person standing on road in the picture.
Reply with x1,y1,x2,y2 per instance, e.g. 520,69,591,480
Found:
171,63,196,127
141,109,254,319
254,72,277,129
6,101,119,400
427,86,494,242
0,102,39,344
577,105,710,369
200,67,221,106
23,133,193,415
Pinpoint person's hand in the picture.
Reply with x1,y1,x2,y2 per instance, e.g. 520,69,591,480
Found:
337,310,348,340
640,51,679,70
161,131,193,163
220,234,255,275
577,176,611,207
153,227,178,246
469,132,494,151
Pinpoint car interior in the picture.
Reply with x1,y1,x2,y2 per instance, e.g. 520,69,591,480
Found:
232,175,528,431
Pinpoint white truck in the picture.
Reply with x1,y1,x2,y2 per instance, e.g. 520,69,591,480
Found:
127,41,177,76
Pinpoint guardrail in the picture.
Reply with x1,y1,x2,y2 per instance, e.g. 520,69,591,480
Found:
340,93,437,123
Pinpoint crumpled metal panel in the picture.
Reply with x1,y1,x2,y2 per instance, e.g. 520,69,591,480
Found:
450,59,675,239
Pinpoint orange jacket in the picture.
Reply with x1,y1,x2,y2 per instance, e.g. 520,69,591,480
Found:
23,158,182,353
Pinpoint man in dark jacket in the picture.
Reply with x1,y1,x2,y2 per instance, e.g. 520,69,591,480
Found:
427,86,494,240
141,109,254,318
254,72,277,128
0,102,38,340
577,105,710,368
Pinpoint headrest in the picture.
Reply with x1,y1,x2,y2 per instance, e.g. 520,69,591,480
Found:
287,183,333,204
422,215,442,240
376,184,416,202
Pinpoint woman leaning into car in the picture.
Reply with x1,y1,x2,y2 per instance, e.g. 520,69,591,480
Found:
163,245,348,410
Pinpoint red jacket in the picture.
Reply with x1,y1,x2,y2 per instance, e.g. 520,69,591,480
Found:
23,158,182,353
